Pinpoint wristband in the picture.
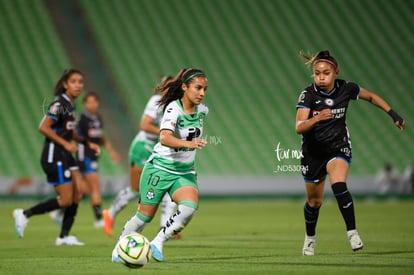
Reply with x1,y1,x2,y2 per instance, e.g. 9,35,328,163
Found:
387,109,404,124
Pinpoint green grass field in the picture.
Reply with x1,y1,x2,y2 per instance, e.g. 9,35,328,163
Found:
1,198,413,274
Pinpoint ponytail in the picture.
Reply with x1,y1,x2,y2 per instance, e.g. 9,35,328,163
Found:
300,50,338,69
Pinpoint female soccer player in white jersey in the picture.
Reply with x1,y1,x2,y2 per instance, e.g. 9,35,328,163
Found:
102,76,179,238
112,68,208,262
296,50,405,256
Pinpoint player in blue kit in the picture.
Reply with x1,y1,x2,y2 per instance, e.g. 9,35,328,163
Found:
13,69,100,245
296,50,405,256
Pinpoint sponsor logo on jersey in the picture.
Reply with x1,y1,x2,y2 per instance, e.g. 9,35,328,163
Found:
88,128,103,138
66,121,76,130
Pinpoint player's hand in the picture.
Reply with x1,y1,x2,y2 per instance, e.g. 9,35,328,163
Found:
88,142,101,156
190,138,208,149
64,142,78,153
314,109,332,122
395,120,406,131
110,150,121,163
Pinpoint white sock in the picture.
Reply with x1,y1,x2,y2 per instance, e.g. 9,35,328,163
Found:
109,187,137,218
160,193,177,228
118,214,147,241
151,204,196,251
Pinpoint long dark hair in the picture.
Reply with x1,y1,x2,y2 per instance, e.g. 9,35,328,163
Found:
152,75,173,95
53,68,83,96
157,68,206,112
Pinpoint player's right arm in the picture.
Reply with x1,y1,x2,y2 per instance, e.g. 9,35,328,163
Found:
160,130,207,149
38,116,77,153
140,115,160,135
295,108,331,134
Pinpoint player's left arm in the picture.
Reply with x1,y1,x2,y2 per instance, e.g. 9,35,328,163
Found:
359,87,406,130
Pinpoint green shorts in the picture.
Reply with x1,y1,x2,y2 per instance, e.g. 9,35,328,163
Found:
128,140,155,168
139,162,198,205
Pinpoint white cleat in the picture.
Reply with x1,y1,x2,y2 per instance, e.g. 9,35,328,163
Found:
55,235,85,246
302,235,316,256
13,209,29,238
112,243,120,263
347,230,364,251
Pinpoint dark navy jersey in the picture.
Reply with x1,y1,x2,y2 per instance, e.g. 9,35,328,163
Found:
76,111,104,145
42,93,76,164
296,79,360,153
45,93,76,144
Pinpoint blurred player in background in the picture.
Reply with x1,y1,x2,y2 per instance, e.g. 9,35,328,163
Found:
13,69,100,246
102,76,178,237
375,162,399,195
76,92,120,227
296,50,405,256
112,68,208,262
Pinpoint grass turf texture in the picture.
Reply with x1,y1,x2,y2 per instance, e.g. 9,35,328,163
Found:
1,198,413,274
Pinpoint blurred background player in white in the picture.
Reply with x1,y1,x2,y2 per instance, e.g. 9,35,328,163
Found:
375,162,400,195
13,69,100,246
296,50,405,256
401,163,414,194
102,76,178,237
111,68,208,262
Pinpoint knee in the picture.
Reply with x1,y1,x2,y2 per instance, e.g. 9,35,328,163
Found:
306,199,322,209
58,197,73,208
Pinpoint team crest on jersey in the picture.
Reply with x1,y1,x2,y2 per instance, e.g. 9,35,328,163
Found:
325,98,334,106
199,114,203,126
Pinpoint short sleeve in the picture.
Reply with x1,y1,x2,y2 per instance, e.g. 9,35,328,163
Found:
143,95,161,119
46,101,61,121
160,102,179,132
296,90,312,109
347,82,360,100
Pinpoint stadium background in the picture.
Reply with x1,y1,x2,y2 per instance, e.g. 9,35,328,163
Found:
0,0,413,196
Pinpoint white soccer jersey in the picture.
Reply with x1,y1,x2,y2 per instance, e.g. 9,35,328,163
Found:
150,99,208,175
134,94,162,143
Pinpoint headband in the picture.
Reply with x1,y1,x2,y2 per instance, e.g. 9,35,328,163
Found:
183,72,205,84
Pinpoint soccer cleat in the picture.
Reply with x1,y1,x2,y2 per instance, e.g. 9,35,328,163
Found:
103,209,114,237
94,219,104,228
55,235,85,246
302,235,316,256
150,243,164,262
13,209,29,238
111,243,120,263
49,209,64,226
347,230,364,251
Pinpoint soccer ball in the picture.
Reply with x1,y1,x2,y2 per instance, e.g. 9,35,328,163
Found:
117,233,151,268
